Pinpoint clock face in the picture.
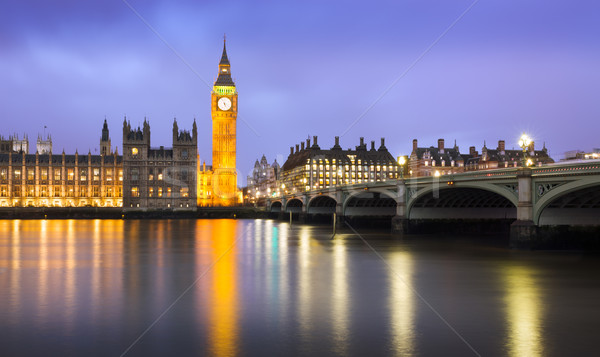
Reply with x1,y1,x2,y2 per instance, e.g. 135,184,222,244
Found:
217,97,232,111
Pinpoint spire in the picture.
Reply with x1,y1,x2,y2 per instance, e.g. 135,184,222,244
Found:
220,34,230,66
215,36,235,86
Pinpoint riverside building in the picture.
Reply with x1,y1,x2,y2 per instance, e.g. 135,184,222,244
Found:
280,136,400,194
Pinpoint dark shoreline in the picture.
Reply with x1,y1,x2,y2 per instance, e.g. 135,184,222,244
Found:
0,207,269,220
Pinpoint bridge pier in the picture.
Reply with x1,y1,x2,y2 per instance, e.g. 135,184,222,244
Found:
510,168,536,248
391,181,407,235
335,202,345,228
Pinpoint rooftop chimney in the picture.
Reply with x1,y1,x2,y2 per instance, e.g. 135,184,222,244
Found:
498,140,505,153
290,146,294,156
370,141,375,151
313,135,318,147
469,146,477,156
295,144,299,153
301,142,305,150
438,139,445,153
306,138,310,148
413,139,418,152
360,137,365,146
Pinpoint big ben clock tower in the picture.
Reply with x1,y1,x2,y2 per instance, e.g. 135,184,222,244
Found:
211,37,238,206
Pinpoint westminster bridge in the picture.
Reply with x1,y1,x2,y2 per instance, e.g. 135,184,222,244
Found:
266,160,600,248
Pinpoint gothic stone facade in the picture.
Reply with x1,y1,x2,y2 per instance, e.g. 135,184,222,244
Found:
122,118,197,211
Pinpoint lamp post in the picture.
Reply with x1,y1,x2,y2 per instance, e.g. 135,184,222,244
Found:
518,134,532,167
397,156,406,180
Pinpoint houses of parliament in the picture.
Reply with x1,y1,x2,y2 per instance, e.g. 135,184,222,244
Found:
0,40,240,209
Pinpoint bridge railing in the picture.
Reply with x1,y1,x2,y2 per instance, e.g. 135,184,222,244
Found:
269,161,600,201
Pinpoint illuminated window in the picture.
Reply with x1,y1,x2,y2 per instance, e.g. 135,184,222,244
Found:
92,187,99,197
180,187,189,197
26,169,34,180
54,187,60,197
149,187,154,197
80,187,87,197
0,186,7,196
167,187,172,197
105,168,113,181
0,168,6,180
67,169,74,181
131,147,138,156
158,187,163,197
158,170,163,180
80,169,87,181
93,168,100,181
41,168,48,180
131,187,139,197
14,169,21,180
118,170,123,182
106,187,113,198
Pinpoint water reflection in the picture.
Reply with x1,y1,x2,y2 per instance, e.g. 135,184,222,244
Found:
206,219,239,357
297,226,313,350
503,265,544,357
331,238,349,356
0,220,597,356
389,251,415,356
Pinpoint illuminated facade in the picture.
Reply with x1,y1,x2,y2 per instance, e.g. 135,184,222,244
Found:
0,123,122,207
122,118,197,210
199,39,239,206
280,136,400,194
246,155,280,203
409,138,554,177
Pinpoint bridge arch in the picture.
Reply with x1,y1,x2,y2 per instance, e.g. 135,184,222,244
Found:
285,198,304,213
269,200,283,213
307,195,337,215
407,184,516,220
343,189,397,216
534,177,600,225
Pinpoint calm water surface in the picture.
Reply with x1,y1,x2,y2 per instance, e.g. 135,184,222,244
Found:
1,219,600,356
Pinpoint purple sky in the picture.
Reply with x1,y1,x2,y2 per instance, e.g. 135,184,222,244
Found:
2,0,599,183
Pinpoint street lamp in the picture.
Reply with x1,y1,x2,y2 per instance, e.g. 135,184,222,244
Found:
397,156,406,179
518,134,532,167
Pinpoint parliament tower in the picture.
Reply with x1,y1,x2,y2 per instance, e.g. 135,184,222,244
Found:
211,38,238,206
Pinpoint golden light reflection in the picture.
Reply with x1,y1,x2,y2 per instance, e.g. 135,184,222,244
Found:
64,219,77,332
389,251,415,356
503,265,544,357
207,219,239,357
8,220,22,326
331,239,349,356
298,226,313,339
37,219,49,327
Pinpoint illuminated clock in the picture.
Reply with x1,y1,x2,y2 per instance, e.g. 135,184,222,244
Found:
217,97,232,111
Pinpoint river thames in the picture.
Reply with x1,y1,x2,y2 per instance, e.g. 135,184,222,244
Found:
1,219,599,356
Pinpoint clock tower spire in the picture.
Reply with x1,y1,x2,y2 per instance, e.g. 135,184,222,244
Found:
210,36,238,206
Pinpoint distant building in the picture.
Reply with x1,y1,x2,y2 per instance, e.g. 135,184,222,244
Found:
0,123,122,207
281,136,400,194
0,134,29,154
246,155,280,203
409,139,469,177
12,134,29,154
100,119,112,156
409,138,554,177
36,134,52,154
466,140,553,170
562,148,600,161
122,118,197,211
